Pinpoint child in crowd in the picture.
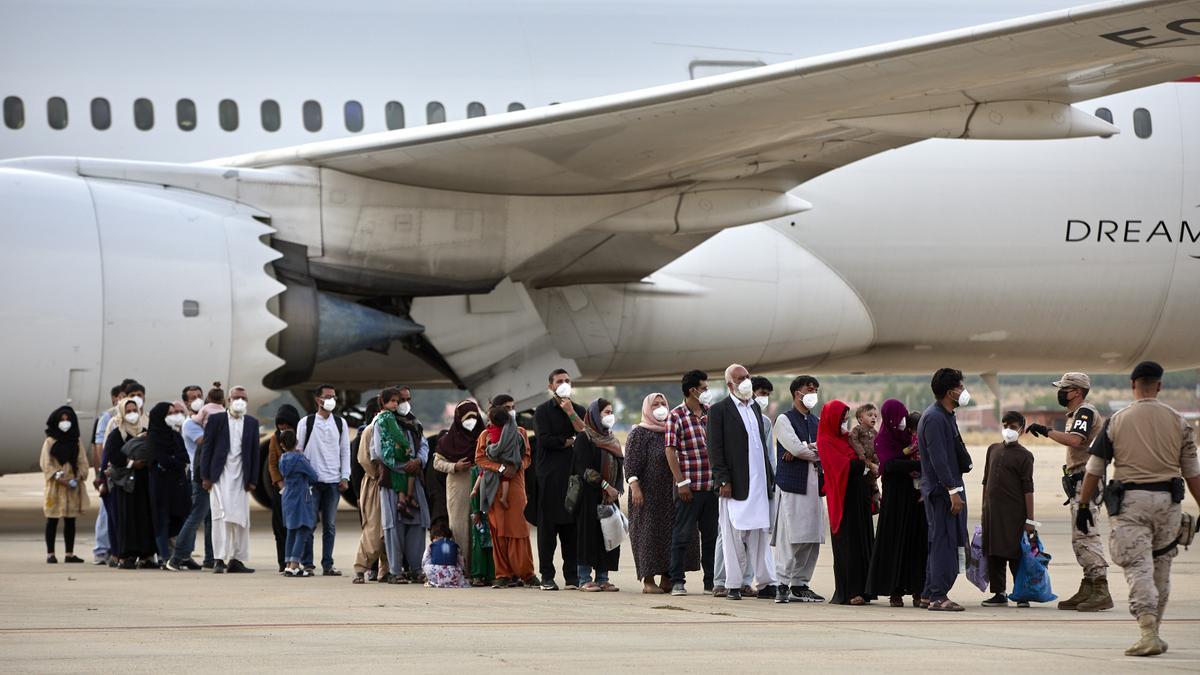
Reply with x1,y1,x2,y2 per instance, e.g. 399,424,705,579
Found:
278,430,318,578
470,407,522,510
848,403,881,509
903,410,922,497
468,464,495,587
980,411,1036,607
422,524,469,588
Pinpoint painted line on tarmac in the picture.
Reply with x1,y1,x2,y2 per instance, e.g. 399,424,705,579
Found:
2,618,1197,633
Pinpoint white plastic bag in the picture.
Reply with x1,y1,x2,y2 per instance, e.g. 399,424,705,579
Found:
597,504,628,551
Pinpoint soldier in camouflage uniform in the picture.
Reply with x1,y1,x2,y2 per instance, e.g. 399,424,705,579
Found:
1027,372,1110,611
1077,361,1200,657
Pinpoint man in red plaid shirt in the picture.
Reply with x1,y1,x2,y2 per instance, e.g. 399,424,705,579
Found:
666,369,718,596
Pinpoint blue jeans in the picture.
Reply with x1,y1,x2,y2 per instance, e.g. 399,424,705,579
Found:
285,526,312,564
303,483,341,570
93,500,110,558
577,564,609,585
172,481,213,564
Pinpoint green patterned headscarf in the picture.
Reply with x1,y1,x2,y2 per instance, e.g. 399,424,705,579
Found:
377,410,413,492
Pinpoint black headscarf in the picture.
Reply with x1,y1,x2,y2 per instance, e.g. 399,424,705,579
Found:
440,400,483,462
146,401,186,464
275,404,301,431
45,405,80,472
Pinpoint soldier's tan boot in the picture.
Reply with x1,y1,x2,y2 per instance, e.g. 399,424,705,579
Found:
1124,614,1165,657
1077,577,1114,612
1058,578,1092,610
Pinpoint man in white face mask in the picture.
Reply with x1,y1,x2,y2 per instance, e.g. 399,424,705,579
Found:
917,367,972,611
296,384,352,576
533,368,587,591
771,375,827,604
200,386,259,574
666,370,719,597
708,364,779,602
980,411,1036,608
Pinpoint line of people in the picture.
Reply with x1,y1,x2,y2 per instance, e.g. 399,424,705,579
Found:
37,361,1199,658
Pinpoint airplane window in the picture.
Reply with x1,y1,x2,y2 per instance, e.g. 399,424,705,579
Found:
134,98,154,130
47,96,68,130
507,102,525,112
1133,108,1152,139
344,100,364,132
467,101,486,118
1094,107,1113,139
261,99,281,132
427,101,445,124
176,98,197,131
91,98,111,130
3,96,23,129
303,100,322,132
219,99,238,131
385,101,405,130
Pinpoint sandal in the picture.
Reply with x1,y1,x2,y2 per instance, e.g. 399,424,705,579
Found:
889,596,904,607
580,582,602,592
918,598,930,609
470,578,487,587
352,574,366,585
599,583,620,592
849,596,866,606
928,599,965,612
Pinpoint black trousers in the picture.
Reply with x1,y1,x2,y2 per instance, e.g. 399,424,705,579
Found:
669,489,718,586
270,489,286,572
46,517,75,553
536,520,578,586
988,554,1020,594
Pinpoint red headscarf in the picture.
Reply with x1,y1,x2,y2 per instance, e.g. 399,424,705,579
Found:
816,400,856,536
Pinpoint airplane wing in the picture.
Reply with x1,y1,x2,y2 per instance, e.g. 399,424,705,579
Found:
211,0,1200,284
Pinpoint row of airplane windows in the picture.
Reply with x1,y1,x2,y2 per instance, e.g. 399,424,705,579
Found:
0,97,529,133
0,97,1154,139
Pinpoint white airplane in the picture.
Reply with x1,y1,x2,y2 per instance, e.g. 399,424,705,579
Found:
2,0,1199,474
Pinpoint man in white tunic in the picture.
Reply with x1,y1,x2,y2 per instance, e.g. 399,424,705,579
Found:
708,364,781,602
201,387,260,574
771,376,828,603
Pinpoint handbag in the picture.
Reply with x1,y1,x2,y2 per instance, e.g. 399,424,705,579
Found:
563,474,581,516
597,504,628,551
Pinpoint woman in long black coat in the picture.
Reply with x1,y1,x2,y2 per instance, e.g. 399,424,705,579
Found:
573,398,623,592
866,400,927,606
105,397,156,568
146,402,192,567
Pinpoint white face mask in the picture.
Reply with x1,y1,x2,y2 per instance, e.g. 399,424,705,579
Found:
397,401,412,416
322,397,337,412
652,406,669,422
508,409,517,419
840,419,850,434
957,389,971,407
189,398,203,413
754,395,769,410
697,390,715,406
124,412,140,425
230,399,248,416
462,418,478,432
601,413,616,429
801,393,819,410
735,378,753,400
555,382,572,399
57,420,72,433
898,417,907,431
166,413,186,429
131,395,144,409
1001,428,1020,444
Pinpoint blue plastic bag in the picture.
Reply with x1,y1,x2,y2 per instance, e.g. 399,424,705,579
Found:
965,525,989,592
1009,532,1057,603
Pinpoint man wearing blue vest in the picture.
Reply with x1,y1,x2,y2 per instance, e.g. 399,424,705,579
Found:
770,375,827,603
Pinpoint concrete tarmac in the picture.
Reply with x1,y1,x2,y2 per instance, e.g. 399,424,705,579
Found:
1,444,1197,673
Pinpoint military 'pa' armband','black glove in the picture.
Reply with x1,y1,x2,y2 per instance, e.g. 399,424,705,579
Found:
1028,423,1050,438
1075,504,1094,534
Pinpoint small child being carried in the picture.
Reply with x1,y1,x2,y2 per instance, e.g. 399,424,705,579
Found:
471,406,524,511
848,403,882,509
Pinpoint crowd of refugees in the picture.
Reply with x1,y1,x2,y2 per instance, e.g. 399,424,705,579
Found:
38,362,1199,654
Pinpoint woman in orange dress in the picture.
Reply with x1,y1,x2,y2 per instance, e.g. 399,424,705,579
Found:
474,405,538,587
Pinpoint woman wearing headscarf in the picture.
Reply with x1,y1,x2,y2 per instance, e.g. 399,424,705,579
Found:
104,396,156,568
866,399,928,606
146,401,192,568
41,405,90,563
573,398,624,592
817,399,876,605
267,404,301,574
474,404,537,587
626,392,699,594
433,400,484,571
